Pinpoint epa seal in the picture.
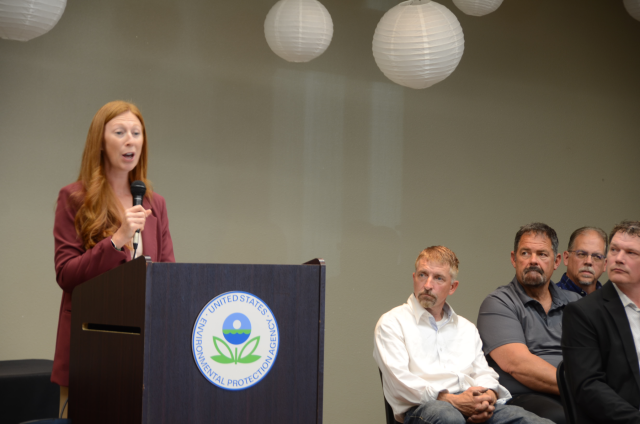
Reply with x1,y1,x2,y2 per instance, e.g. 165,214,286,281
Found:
191,291,280,390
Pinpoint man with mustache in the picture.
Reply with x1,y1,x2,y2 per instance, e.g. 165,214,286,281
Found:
374,246,553,424
556,227,608,297
562,221,640,424
477,223,580,424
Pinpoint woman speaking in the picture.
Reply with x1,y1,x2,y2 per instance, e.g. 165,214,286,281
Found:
52,101,175,417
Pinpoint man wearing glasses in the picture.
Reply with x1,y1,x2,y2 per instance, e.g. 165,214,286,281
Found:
477,223,581,424
556,227,608,297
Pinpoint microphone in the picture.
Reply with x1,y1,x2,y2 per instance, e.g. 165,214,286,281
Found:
130,180,146,256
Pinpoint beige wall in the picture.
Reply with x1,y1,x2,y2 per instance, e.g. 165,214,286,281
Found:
1,0,639,422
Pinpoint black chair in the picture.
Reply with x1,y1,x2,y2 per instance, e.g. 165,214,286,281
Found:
556,360,577,424
0,360,60,424
379,370,401,424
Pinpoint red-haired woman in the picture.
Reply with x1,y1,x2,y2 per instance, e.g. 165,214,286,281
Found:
52,101,175,417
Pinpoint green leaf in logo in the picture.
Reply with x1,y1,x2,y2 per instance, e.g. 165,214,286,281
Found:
211,336,234,364
211,355,234,364
238,354,261,364
237,336,261,364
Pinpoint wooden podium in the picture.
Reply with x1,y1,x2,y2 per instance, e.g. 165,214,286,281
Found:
69,257,326,423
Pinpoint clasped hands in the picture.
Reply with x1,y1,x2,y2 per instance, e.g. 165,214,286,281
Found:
438,386,497,423
111,205,152,249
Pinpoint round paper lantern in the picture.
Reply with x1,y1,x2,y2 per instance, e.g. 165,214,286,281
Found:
0,0,66,41
624,0,640,22
372,0,464,89
452,0,503,16
264,0,333,63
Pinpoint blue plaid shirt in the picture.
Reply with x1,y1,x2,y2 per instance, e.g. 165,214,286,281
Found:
556,272,602,297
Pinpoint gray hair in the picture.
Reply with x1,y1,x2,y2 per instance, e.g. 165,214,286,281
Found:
568,227,608,253
514,222,559,256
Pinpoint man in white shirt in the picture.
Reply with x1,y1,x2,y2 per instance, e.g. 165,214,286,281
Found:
562,220,640,424
374,246,553,424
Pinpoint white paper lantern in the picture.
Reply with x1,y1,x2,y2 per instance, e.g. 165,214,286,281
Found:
0,0,66,41
624,0,640,22
264,0,333,63
372,0,464,89
452,0,503,16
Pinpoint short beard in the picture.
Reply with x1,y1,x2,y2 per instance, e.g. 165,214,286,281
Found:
417,290,437,309
521,266,546,287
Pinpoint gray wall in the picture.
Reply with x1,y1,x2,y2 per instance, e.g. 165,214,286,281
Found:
1,0,638,422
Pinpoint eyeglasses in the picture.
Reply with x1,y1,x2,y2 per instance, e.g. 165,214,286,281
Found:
568,250,605,263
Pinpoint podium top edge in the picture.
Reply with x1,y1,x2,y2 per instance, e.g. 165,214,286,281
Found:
145,260,326,267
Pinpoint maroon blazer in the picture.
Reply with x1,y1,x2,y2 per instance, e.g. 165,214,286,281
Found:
51,181,175,386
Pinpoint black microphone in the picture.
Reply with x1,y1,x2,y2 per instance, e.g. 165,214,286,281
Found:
130,180,146,256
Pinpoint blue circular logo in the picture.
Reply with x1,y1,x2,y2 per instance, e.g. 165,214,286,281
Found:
191,291,280,391
222,313,251,345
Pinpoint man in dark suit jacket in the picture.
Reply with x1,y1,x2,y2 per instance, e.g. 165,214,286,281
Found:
562,220,640,424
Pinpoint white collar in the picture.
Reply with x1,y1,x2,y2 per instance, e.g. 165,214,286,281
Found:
613,283,640,311
408,294,457,325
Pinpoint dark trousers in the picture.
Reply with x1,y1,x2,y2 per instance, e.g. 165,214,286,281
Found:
507,393,565,424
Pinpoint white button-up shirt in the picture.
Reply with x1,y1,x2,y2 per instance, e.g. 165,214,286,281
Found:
373,294,511,422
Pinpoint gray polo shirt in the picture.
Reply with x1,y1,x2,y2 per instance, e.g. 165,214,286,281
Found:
477,277,581,395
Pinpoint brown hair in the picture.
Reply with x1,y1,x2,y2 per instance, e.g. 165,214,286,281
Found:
415,246,459,279
609,220,640,244
72,101,153,249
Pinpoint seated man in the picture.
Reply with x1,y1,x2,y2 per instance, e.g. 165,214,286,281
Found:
477,223,581,424
556,226,608,297
562,220,640,424
374,245,552,424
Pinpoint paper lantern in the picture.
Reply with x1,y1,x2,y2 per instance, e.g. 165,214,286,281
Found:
264,0,333,63
624,0,640,22
372,0,464,89
0,0,66,41
452,0,503,16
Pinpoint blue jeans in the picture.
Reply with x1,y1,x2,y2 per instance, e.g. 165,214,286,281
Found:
507,393,565,424
404,400,555,424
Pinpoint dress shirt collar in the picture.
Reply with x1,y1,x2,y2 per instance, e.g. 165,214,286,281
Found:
510,276,571,310
408,294,457,326
557,272,602,297
612,282,640,311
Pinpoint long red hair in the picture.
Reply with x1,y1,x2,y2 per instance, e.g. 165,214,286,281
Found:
73,101,153,250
